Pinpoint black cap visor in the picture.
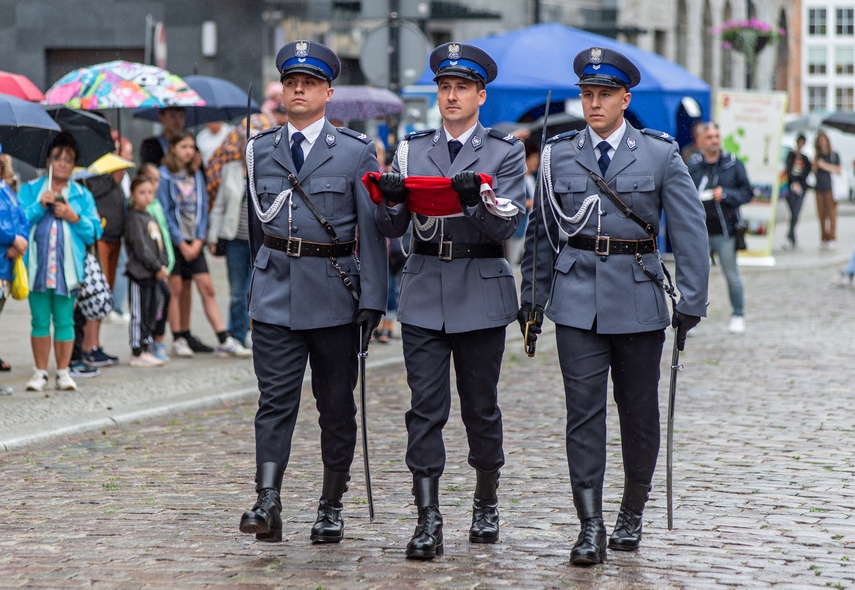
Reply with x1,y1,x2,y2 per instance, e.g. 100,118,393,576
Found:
433,66,484,84
280,65,331,83
576,74,628,89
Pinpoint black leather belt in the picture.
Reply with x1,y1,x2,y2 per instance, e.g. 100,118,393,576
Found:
413,241,504,260
263,233,355,258
566,234,657,256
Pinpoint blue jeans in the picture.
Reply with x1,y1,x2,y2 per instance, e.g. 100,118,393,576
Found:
112,244,128,314
224,239,251,343
708,233,744,317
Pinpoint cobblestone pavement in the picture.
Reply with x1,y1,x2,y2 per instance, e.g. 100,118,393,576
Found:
1,256,855,589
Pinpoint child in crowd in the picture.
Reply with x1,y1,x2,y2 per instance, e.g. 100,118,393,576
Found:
157,130,249,358
138,163,174,362
123,176,169,367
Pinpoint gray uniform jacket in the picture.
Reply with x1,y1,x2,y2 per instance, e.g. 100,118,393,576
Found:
375,123,527,333
246,120,387,330
520,125,710,334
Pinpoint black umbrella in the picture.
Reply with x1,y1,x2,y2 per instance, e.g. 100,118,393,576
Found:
44,106,115,167
132,74,260,126
0,94,61,167
822,112,855,135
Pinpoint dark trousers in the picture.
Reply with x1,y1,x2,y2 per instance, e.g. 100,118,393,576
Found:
153,279,171,338
252,320,358,473
401,324,506,479
555,325,665,499
785,189,805,245
129,278,158,355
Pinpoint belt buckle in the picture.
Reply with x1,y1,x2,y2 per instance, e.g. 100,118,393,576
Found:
438,240,453,261
286,237,302,257
594,235,609,256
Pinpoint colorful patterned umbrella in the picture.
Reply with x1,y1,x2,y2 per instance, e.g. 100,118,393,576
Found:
43,60,204,110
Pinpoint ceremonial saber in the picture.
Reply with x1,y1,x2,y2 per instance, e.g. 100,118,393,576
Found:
666,333,683,530
524,90,551,357
358,326,375,521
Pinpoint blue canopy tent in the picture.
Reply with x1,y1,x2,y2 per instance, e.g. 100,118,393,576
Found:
405,23,710,146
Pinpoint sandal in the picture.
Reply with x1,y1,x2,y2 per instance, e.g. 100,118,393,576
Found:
0,358,10,372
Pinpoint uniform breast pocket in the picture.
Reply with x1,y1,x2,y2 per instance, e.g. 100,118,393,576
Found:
615,175,657,219
309,176,348,219
256,176,286,209
553,176,592,209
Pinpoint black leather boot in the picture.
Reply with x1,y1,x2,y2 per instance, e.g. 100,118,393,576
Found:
469,470,500,543
310,468,349,543
570,488,607,565
608,480,650,551
239,462,283,542
405,477,443,559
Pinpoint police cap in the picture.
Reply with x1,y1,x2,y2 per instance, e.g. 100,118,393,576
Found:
275,41,341,83
429,42,498,85
573,47,641,89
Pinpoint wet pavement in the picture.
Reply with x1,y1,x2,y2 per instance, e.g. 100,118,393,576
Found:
1,201,855,588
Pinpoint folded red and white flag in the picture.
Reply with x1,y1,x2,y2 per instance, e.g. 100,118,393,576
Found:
362,172,518,219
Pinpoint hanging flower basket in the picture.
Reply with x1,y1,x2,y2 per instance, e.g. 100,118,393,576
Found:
716,18,784,56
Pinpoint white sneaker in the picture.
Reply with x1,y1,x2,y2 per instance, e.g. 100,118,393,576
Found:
172,337,195,358
129,352,165,368
55,370,78,391
104,310,130,324
728,316,746,334
244,332,253,350
25,370,49,392
216,335,252,358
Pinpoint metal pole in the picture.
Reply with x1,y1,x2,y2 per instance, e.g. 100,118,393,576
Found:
388,0,401,148
144,14,153,65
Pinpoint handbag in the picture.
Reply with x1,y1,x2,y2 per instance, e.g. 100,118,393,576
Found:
11,255,29,300
734,219,748,251
831,170,849,202
77,251,113,320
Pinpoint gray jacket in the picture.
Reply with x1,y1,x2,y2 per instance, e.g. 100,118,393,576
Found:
521,125,710,334
375,123,527,333
246,120,387,330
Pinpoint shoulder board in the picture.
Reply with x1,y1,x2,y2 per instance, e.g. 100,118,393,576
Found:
545,130,579,145
487,128,520,144
336,127,372,144
641,128,675,143
405,128,435,140
248,126,280,142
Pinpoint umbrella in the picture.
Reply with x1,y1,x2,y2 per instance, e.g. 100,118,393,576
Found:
44,106,115,167
821,112,855,135
205,112,275,203
325,85,404,122
132,74,260,126
43,60,204,110
0,70,45,102
0,94,61,167
87,152,135,176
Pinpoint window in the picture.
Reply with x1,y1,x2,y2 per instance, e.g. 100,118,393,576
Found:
837,8,855,35
809,47,827,74
808,86,827,111
836,47,855,74
837,87,854,111
809,8,827,35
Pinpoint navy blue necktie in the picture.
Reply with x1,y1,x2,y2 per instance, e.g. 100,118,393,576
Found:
291,131,305,172
597,141,611,177
448,139,462,163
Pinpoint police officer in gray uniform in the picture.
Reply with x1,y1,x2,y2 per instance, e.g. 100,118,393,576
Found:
519,47,709,565
374,42,526,559
238,41,387,545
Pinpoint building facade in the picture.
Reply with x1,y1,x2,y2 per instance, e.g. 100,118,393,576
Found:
802,0,855,112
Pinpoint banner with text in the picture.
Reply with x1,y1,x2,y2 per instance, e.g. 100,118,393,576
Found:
715,90,788,264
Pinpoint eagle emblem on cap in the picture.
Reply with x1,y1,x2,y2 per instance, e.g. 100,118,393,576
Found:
295,41,309,57
589,47,603,64
447,43,461,59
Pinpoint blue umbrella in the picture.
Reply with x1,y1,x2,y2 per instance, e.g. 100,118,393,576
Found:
0,94,61,167
132,74,260,126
